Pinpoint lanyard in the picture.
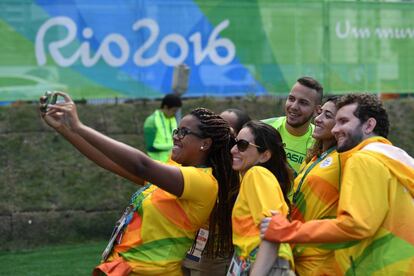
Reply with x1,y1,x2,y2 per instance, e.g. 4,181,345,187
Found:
101,183,155,261
130,183,152,207
292,147,336,204
126,183,156,224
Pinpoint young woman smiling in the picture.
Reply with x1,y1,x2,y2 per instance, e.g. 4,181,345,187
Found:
227,120,294,275
40,92,239,275
182,108,251,276
257,97,341,276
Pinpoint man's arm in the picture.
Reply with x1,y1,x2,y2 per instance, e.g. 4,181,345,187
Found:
263,154,390,244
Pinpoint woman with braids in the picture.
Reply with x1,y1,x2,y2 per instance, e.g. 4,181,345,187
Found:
255,97,340,275
182,108,251,276
227,121,295,275
39,92,239,276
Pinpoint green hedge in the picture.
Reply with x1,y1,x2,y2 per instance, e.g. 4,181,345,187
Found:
0,97,412,250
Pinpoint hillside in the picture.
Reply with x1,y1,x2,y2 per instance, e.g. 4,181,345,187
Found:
0,96,412,250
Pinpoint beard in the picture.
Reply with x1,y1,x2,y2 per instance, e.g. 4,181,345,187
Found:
337,130,364,153
287,112,314,129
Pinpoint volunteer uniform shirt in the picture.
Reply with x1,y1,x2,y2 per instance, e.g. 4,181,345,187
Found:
290,148,340,276
232,166,293,265
263,116,315,175
143,109,177,163
100,164,218,275
265,137,414,275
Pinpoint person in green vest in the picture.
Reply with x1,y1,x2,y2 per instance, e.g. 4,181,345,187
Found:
143,94,182,162
263,76,323,176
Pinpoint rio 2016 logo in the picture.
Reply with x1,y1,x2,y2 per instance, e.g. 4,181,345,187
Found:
35,16,236,68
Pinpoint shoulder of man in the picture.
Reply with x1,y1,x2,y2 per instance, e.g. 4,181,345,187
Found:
360,142,414,169
262,116,285,130
143,110,158,128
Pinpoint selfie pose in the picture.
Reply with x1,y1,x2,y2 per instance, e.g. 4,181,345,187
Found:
40,92,239,275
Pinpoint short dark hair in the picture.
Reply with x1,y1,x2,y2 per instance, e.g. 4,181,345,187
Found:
221,108,251,134
336,94,389,138
297,76,323,104
161,94,182,109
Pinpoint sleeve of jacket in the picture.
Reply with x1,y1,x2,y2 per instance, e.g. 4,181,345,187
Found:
264,153,390,244
143,112,156,151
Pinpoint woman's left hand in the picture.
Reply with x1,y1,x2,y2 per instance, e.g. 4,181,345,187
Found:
43,92,83,132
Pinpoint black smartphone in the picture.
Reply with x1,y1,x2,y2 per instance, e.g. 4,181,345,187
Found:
40,91,58,112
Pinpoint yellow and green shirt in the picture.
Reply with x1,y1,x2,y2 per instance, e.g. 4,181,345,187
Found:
96,164,218,275
263,116,315,175
290,148,340,275
232,166,293,266
265,137,414,275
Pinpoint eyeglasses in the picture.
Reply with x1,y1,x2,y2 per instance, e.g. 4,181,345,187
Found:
173,128,204,139
234,138,261,152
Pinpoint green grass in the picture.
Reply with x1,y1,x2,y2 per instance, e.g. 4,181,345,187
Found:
0,241,107,276
0,97,413,251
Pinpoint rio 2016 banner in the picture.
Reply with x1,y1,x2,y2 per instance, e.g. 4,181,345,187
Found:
0,0,413,102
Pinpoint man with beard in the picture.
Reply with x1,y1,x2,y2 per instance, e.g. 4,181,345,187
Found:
260,94,414,275
263,77,323,175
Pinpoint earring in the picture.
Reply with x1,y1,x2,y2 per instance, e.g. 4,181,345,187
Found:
200,146,204,150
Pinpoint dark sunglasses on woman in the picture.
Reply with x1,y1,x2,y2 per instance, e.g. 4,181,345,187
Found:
234,138,261,152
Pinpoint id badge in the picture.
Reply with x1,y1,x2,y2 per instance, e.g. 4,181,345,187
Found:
227,255,242,276
186,228,209,262
101,205,133,261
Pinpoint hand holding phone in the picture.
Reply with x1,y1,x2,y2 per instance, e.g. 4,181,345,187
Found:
40,91,58,113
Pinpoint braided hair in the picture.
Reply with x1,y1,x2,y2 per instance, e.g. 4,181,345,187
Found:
190,108,240,258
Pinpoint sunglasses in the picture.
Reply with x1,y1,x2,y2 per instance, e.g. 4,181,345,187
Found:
234,138,261,152
173,128,204,139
